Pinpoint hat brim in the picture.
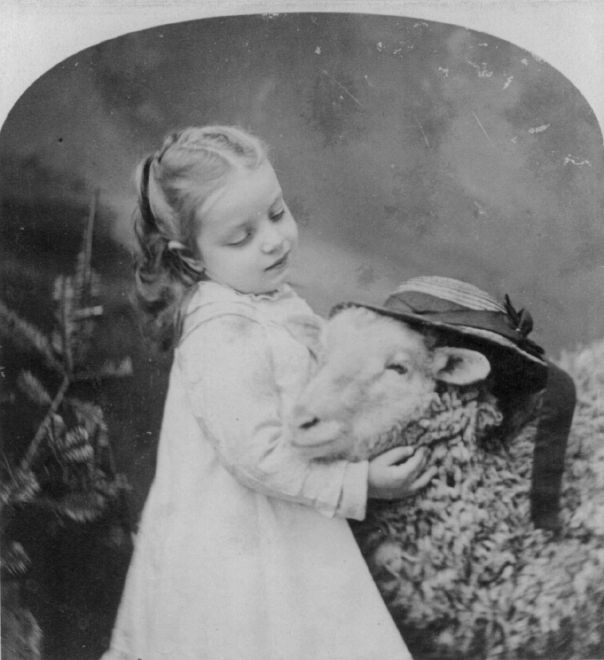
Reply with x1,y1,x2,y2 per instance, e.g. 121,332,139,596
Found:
331,301,548,379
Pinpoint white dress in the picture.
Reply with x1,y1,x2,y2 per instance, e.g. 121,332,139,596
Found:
102,281,410,660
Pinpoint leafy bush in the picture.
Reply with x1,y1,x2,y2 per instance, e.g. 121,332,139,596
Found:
0,197,132,656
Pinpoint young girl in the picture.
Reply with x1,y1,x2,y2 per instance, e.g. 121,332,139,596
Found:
101,126,431,660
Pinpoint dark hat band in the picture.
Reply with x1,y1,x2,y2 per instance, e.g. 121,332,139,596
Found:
383,296,545,359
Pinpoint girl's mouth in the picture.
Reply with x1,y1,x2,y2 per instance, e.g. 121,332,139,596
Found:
266,252,289,271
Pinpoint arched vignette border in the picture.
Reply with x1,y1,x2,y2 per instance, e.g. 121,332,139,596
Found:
1,1,604,140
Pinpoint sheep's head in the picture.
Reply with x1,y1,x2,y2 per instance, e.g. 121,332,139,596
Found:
290,307,491,460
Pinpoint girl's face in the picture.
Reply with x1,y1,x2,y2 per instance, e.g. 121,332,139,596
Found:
195,161,298,295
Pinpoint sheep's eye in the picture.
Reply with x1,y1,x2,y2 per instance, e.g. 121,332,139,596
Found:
386,363,409,376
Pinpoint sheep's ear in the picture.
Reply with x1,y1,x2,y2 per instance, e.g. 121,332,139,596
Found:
432,347,491,385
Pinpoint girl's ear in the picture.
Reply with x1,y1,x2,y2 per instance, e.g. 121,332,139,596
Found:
432,347,491,385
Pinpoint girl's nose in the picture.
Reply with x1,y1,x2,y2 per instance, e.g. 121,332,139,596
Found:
261,223,286,253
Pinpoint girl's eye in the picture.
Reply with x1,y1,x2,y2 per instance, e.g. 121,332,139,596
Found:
227,231,252,246
386,363,409,376
270,208,285,222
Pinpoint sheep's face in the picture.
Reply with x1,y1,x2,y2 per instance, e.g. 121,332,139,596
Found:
290,307,490,460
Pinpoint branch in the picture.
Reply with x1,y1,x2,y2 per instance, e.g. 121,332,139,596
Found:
17,374,71,475
0,301,65,375
83,190,98,299
58,277,74,374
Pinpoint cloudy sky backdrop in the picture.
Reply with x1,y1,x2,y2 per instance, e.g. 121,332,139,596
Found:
1,12,603,354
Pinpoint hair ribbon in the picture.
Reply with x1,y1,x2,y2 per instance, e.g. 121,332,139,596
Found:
140,154,156,225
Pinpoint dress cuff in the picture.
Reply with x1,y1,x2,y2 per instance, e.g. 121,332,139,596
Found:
335,460,369,521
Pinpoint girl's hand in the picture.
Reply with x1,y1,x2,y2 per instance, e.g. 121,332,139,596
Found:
367,446,436,500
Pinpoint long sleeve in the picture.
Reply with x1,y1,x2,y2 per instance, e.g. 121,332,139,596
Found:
176,311,368,520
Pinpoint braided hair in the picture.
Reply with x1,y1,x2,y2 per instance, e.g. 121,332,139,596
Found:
132,126,267,349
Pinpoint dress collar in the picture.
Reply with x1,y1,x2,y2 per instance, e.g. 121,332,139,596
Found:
189,280,299,315
234,284,291,303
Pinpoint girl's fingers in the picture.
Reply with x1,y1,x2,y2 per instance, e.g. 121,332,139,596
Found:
369,445,434,500
378,445,415,465
395,446,428,473
409,466,438,493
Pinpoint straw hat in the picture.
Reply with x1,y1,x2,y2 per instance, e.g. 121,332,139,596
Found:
332,275,548,392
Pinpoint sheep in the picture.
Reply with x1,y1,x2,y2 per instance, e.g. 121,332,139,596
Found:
290,306,500,463
291,307,604,660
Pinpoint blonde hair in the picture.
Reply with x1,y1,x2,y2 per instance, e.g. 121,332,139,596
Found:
133,125,267,349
